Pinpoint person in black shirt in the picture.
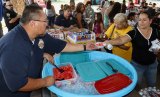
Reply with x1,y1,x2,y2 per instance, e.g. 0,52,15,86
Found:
104,11,160,89
151,13,160,30
54,4,77,30
0,0,3,38
3,0,21,31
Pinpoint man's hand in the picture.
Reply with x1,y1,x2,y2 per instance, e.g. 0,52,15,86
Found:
86,42,97,50
19,76,55,91
43,53,54,64
43,76,55,87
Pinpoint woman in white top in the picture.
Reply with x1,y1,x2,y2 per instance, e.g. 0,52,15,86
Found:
45,0,56,27
127,12,137,28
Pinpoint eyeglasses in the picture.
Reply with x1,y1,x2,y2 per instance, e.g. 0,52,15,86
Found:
32,19,48,23
6,4,13,6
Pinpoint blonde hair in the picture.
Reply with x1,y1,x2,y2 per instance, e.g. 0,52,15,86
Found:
114,13,128,28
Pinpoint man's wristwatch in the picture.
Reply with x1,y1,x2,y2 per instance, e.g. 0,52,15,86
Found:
83,45,86,51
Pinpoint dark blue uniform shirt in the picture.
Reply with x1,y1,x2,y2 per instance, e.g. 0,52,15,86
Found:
0,25,67,97
0,0,3,21
3,8,20,31
54,14,76,28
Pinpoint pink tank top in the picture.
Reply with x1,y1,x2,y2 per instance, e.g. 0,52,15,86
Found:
93,22,102,34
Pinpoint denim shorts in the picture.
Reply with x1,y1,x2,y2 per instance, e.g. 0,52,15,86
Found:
131,59,158,87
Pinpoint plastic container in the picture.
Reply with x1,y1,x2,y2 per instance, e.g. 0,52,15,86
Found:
75,62,106,82
75,59,131,82
42,51,137,97
53,63,77,87
95,42,106,49
94,73,132,94
96,59,131,76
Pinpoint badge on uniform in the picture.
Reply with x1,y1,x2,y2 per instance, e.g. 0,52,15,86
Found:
6,13,11,19
38,39,44,49
70,17,72,20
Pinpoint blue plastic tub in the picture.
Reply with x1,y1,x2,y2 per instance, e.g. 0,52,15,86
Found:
42,51,137,97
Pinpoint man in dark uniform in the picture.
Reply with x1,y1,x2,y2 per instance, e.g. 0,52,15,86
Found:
3,0,21,31
0,3,95,97
0,0,3,38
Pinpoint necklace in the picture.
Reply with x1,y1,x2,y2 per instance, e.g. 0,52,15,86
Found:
138,27,152,45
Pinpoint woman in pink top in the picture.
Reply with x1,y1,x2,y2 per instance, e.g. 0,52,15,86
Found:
93,13,104,37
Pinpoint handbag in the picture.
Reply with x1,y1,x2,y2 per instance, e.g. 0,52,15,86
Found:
104,26,115,53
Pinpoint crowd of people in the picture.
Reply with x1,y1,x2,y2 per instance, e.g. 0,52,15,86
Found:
0,0,160,97
104,11,160,90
